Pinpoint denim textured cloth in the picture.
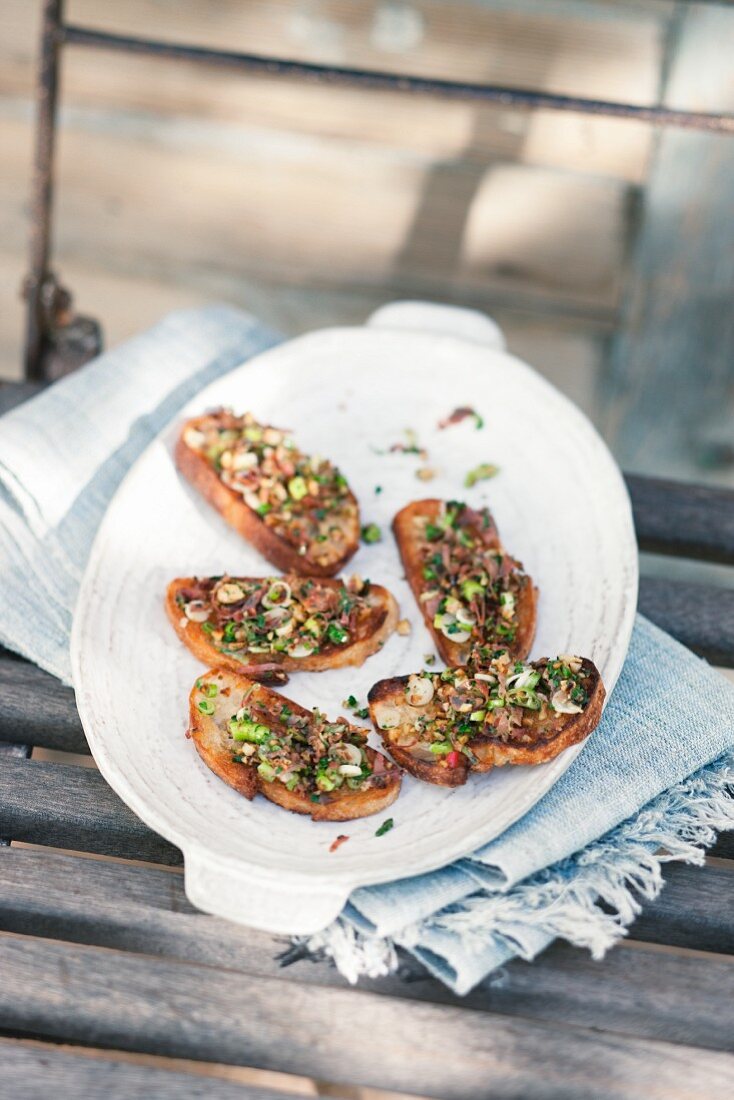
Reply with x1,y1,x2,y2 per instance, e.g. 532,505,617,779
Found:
0,306,279,682
1,304,732,995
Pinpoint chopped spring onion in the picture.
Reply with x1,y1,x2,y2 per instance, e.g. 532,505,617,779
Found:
288,476,308,501
361,522,382,544
460,579,485,601
464,463,500,488
184,600,210,623
510,668,540,691
228,718,271,743
303,616,323,637
508,688,542,711
263,581,292,608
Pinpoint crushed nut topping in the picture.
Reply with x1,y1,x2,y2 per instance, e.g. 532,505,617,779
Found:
376,654,592,762
213,684,397,797
413,501,531,658
176,574,375,661
185,411,357,567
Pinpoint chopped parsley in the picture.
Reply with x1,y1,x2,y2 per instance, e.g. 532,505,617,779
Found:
464,463,500,488
361,522,382,544
343,695,370,720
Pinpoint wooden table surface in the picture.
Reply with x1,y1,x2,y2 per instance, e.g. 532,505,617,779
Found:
0,460,732,1099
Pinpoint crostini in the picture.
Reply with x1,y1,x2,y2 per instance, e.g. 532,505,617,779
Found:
176,410,360,575
368,652,604,786
393,499,537,664
190,669,402,821
167,573,398,682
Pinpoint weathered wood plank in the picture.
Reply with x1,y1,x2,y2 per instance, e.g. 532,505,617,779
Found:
605,4,734,488
1,0,667,184
712,832,734,860
0,758,180,864
1,0,669,384
630,860,734,954
626,474,734,565
2,746,731,905
0,743,30,759
1,846,733,971
0,743,30,846
0,1036,319,1100
0,655,88,754
0,847,731,1039
0,112,630,313
0,381,44,415
637,577,734,666
0,933,732,1099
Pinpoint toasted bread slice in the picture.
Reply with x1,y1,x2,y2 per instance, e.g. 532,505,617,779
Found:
189,669,401,821
393,499,537,664
168,574,398,683
369,652,604,786
176,410,360,576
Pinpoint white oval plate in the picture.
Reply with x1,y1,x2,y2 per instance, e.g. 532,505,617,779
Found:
72,324,637,935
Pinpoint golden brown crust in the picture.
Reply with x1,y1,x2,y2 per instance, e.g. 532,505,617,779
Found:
368,659,605,786
175,416,359,576
187,680,259,800
189,669,402,821
392,499,537,664
167,577,398,683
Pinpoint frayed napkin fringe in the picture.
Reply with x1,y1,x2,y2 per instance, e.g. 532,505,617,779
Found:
299,752,734,990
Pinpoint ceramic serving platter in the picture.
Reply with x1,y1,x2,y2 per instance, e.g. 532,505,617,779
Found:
71,317,637,935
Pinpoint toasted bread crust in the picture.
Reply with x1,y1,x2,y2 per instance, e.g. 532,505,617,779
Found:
175,417,359,576
368,659,605,786
188,683,259,800
189,669,401,821
392,499,537,663
167,577,398,682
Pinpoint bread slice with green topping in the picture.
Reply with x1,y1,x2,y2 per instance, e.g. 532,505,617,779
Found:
167,573,398,683
368,652,604,786
175,410,360,576
189,669,402,820
393,499,537,665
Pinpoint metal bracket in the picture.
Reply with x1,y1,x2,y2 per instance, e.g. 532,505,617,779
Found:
22,271,102,382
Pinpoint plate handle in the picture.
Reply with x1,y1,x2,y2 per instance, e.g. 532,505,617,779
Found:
367,300,506,350
183,849,349,935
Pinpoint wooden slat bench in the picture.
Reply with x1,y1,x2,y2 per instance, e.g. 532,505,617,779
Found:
0,438,732,1096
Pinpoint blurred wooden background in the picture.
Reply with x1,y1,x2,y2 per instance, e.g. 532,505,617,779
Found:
2,0,733,485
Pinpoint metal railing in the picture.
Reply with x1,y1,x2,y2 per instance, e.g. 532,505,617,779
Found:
24,0,734,381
